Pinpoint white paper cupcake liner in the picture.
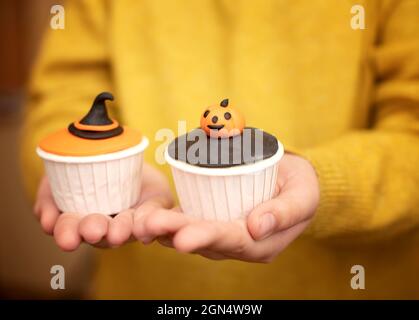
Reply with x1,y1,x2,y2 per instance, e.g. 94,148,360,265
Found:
165,141,284,221
36,137,149,215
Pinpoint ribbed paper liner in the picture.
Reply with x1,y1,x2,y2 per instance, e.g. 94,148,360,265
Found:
42,154,143,215
170,162,279,221
37,138,148,215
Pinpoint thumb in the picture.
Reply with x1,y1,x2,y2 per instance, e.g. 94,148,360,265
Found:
247,191,308,241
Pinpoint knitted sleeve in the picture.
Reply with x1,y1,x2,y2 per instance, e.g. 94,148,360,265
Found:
301,0,419,239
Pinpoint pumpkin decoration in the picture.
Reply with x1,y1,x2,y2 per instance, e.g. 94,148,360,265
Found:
200,98,245,138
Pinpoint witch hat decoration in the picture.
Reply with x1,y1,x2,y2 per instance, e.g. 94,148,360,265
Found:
68,92,124,139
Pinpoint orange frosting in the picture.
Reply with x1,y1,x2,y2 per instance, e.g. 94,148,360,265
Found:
39,127,142,156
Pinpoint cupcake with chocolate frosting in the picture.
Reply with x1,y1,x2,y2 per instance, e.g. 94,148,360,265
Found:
165,99,284,221
37,92,148,215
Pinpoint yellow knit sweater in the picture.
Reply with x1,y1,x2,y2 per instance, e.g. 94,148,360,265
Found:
21,0,419,299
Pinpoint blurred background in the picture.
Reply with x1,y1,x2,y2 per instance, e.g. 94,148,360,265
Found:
0,0,92,299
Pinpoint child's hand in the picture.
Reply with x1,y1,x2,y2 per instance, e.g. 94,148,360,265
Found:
133,153,319,263
34,163,174,251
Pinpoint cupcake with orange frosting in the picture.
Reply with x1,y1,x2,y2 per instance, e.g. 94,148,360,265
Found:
37,92,148,215
165,99,284,221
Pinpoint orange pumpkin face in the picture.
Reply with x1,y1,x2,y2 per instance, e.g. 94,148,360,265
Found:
200,99,245,138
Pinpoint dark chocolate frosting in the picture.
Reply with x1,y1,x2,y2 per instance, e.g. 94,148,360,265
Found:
68,92,123,139
167,127,278,168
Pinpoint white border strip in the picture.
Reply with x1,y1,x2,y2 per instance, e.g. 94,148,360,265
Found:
36,137,149,163
164,140,284,176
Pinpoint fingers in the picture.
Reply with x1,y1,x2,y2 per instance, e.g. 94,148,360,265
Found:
132,200,164,242
38,200,60,235
252,219,313,263
248,192,309,240
173,220,249,254
170,217,312,263
248,156,319,241
157,235,228,260
107,209,134,247
53,213,82,251
78,214,111,244
143,210,189,238
34,177,60,235
133,203,191,243
37,164,177,250
54,211,134,251
37,175,135,249
248,184,318,241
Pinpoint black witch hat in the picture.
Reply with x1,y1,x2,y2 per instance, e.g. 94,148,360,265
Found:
68,92,123,139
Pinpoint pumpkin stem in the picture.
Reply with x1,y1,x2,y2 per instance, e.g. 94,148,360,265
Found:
220,98,229,107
